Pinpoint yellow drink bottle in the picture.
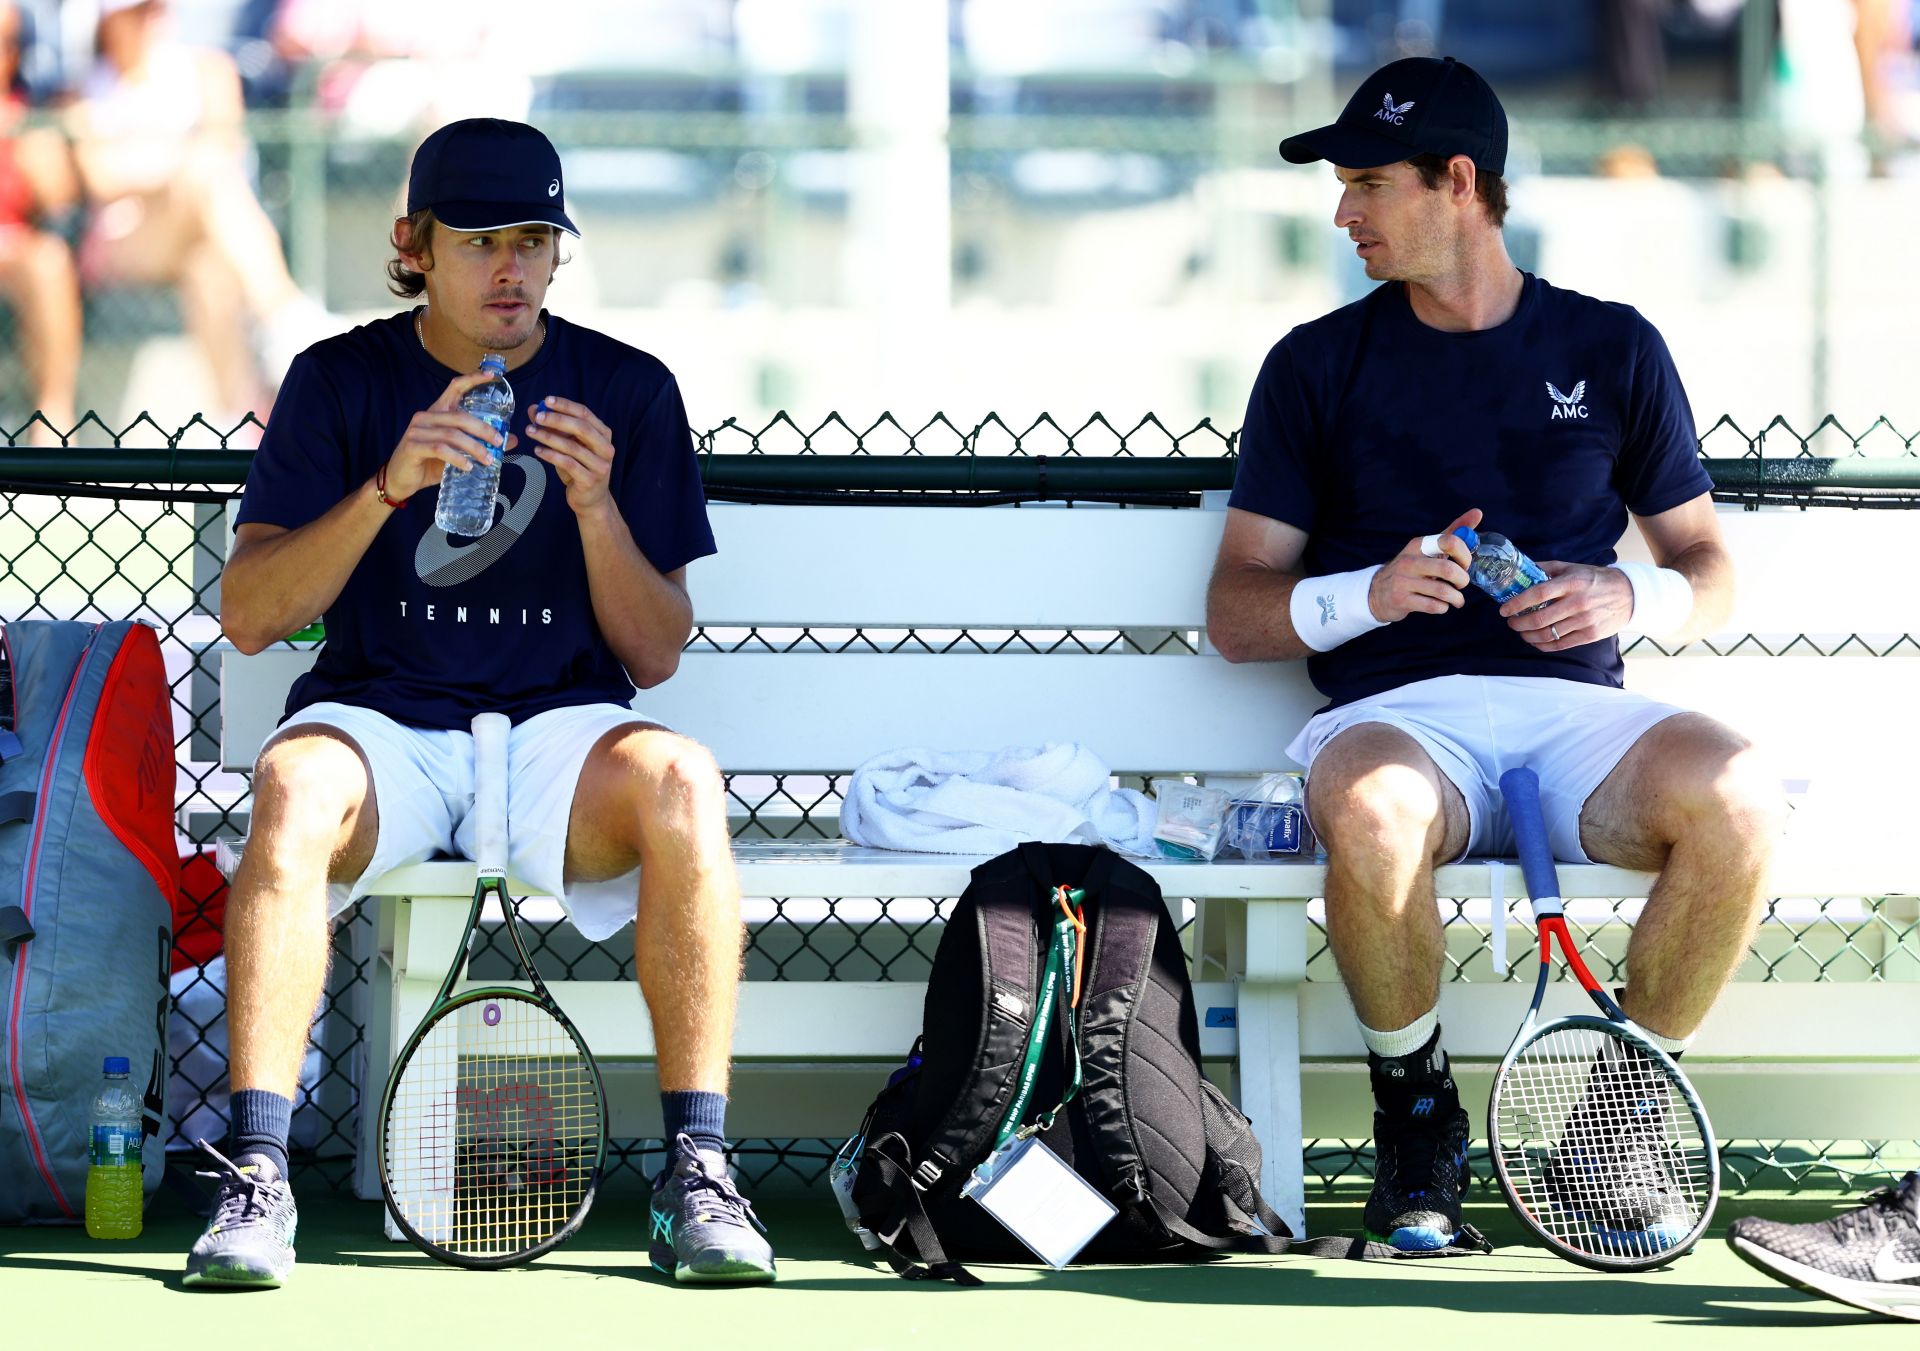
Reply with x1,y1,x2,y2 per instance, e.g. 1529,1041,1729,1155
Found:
84,1057,144,1239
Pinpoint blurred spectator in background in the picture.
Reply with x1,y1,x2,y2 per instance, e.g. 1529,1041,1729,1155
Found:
1596,0,1670,108
268,0,533,137
0,0,80,443
65,0,330,421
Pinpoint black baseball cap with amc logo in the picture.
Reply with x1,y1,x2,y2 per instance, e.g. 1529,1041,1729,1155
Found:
1280,56,1507,178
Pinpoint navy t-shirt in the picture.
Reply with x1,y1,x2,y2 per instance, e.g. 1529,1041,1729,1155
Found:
236,310,718,730
1229,274,1711,709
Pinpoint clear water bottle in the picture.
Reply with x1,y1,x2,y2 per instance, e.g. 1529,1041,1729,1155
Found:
1452,526,1549,604
435,353,512,537
85,1056,143,1239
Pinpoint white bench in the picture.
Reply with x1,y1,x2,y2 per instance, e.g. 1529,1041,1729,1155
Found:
217,500,1920,1235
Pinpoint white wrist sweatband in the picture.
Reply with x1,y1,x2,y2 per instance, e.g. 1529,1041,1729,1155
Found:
1290,565,1386,652
1611,561,1693,637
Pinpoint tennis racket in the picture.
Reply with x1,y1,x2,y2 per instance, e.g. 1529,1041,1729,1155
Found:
1488,766,1719,1272
376,711,608,1267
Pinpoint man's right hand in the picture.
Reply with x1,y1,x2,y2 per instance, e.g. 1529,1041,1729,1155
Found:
1367,508,1482,622
376,371,521,504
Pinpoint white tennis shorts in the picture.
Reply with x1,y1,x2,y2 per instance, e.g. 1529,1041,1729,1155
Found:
1286,674,1687,864
272,701,660,941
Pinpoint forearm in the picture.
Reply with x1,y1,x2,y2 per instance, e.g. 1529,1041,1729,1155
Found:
1206,562,1316,663
220,479,393,652
577,503,693,688
1660,540,1734,645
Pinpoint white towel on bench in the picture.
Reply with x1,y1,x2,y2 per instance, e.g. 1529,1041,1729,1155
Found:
840,743,1158,857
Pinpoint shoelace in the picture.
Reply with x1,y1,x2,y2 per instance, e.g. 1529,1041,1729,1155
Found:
1828,1175,1920,1245
1379,1115,1460,1201
667,1134,767,1233
194,1139,283,1228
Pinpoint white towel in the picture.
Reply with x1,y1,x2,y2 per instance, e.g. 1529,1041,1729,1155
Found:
840,744,1158,858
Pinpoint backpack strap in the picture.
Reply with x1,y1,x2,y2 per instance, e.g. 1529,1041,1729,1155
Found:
0,789,33,826
865,1133,984,1287
0,904,32,959
1145,1190,1493,1260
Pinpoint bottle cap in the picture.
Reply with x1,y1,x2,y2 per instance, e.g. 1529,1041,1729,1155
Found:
103,1056,130,1074
479,353,507,374
1451,525,1480,551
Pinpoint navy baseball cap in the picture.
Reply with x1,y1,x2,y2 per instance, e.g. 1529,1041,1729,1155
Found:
406,118,580,236
1279,56,1507,177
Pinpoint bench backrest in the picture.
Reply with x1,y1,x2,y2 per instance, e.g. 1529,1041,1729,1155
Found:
219,503,1920,792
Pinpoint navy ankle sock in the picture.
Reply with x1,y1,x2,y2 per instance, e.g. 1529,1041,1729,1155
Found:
661,1090,728,1156
230,1088,293,1177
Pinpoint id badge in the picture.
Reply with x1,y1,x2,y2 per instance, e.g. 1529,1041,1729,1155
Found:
961,1136,1117,1269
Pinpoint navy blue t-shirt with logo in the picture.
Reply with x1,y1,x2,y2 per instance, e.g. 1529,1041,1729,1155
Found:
236,309,718,730
1229,273,1712,710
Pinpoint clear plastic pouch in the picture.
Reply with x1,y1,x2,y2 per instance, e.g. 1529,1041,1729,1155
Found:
1150,779,1232,860
1223,773,1313,860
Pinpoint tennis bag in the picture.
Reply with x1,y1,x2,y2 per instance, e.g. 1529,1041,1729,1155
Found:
0,620,179,1222
846,842,1292,1281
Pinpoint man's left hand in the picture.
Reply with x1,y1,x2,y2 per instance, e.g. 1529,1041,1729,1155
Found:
526,397,615,515
1498,561,1635,651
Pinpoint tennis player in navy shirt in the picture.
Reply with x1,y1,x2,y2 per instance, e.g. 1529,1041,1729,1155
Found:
1207,59,1782,1255
194,120,774,1288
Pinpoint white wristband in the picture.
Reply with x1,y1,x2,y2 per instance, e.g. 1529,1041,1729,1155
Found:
1290,565,1387,652
1611,561,1693,638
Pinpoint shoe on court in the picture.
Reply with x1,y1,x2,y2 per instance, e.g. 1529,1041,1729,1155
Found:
183,1141,298,1289
1544,1048,1695,1257
1363,1048,1470,1251
1728,1173,1920,1322
648,1133,776,1284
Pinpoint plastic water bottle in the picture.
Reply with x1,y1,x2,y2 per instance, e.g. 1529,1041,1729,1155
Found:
1452,526,1548,604
435,353,512,537
85,1057,144,1239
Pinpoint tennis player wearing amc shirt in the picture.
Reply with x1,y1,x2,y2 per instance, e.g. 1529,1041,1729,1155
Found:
1207,58,1782,1253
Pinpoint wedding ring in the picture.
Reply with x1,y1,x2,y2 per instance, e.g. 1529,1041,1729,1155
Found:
1550,623,1561,641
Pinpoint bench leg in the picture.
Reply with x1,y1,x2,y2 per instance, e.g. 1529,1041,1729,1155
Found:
1234,900,1309,1238
354,895,474,1241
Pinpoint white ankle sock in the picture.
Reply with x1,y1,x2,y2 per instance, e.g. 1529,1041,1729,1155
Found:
1359,1006,1440,1060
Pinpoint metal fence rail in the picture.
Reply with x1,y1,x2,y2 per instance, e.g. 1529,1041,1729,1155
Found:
1,414,1914,1198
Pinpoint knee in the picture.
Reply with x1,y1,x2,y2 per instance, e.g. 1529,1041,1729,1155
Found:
617,733,727,832
251,735,368,842
1673,741,1787,855
1313,761,1447,860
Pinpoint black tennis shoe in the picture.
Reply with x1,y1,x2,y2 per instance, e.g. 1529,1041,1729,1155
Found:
1544,1047,1693,1257
183,1141,298,1289
649,1134,776,1284
1729,1173,1920,1322
1363,1048,1471,1251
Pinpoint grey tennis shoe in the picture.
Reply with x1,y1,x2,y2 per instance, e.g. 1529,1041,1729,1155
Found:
1729,1172,1920,1321
183,1141,299,1289
648,1133,776,1284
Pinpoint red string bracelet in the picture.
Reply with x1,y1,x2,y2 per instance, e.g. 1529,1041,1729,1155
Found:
374,460,407,509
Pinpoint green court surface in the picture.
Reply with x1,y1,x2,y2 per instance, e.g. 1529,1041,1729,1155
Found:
2,1188,1896,1349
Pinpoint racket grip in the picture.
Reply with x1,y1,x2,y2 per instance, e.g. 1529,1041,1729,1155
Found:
471,712,510,879
1497,766,1563,918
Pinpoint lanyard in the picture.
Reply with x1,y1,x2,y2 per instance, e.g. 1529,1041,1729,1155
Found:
990,886,1087,1153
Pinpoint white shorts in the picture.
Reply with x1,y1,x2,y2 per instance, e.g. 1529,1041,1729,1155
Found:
272,701,660,941
1285,674,1686,864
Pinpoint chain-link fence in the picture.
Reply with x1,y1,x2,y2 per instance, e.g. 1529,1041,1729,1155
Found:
1,413,1915,1200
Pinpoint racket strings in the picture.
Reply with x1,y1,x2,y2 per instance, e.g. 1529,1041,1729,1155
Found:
1493,1027,1712,1265
385,995,602,1259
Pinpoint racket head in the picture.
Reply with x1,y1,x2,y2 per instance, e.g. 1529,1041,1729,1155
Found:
377,985,608,1267
1488,1014,1719,1272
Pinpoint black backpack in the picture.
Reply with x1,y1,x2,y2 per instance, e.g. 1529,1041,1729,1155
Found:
846,842,1294,1281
